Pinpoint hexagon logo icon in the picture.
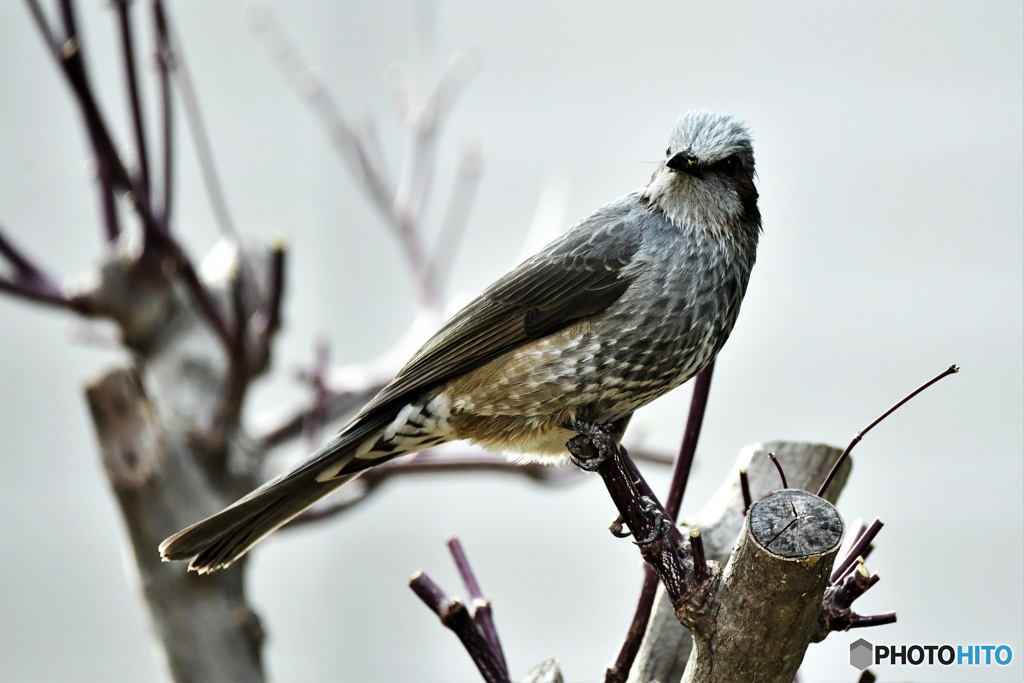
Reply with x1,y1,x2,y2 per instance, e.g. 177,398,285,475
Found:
850,638,873,670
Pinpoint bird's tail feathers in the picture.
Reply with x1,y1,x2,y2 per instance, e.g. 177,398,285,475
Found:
158,424,389,573
160,397,452,573
158,464,361,574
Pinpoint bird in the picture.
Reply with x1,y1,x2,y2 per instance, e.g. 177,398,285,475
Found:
160,110,762,573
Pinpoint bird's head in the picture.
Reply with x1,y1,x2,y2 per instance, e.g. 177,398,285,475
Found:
644,111,760,236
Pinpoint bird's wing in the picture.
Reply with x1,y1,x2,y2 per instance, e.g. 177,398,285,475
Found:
356,197,645,424
159,199,647,570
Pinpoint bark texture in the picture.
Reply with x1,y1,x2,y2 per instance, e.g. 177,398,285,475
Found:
627,441,849,683
682,489,843,683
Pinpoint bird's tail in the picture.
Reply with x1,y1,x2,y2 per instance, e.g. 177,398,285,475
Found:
161,395,453,572
158,463,361,574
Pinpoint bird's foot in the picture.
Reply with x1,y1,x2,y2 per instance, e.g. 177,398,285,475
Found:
565,420,618,472
634,496,673,546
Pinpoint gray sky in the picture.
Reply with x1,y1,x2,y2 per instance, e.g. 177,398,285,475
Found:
2,2,1022,681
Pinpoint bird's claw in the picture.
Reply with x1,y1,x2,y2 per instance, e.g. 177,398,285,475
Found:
565,420,618,471
609,515,632,538
634,496,672,546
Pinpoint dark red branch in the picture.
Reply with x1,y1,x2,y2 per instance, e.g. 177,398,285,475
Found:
831,519,883,584
739,467,752,515
606,364,715,683
54,0,133,193
260,384,382,449
145,227,235,347
0,227,88,313
446,538,508,677
114,0,151,197
604,565,658,683
833,569,879,611
586,443,690,601
768,452,788,489
409,569,510,683
27,0,234,345
818,364,959,497
665,362,714,521
260,240,286,340
849,612,897,629
0,227,51,282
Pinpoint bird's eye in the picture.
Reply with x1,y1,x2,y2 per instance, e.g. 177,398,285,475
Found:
717,156,740,176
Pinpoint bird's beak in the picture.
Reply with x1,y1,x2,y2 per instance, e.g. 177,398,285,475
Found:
666,151,701,176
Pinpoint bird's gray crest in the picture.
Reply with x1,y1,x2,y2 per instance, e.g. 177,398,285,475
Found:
670,110,754,166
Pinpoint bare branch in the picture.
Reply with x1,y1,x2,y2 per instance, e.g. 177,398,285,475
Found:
830,518,883,584
283,450,582,528
739,468,751,515
152,0,175,231
163,10,238,240
24,0,60,59
768,451,788,488
447,538,508,677
258,238,286,341
850,612,897,629
567,429,695,609
604,566,658,683
0,226,90,312
113,0,151,197
607,363,715,682
409,570,510,683
429,139,484,290
246,5,396,220
666,363,714,521
818,364,959,497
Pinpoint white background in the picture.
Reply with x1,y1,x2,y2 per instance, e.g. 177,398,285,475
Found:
1,2,1021,681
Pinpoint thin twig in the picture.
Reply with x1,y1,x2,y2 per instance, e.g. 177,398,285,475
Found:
0,227,87,312
833,565,878,611
261,239,287,339
259,383,382,449
145,227,235,347
283,451,582,528
739,468,752,515
114,0,150,197
604,565,657,683
818,364,959,497
768,452,788,489
666,363,715,521
0,227,50,281
429,140,483,291
849,612,897,629
831,519,883,584
152,0,174,231
53,0,133,192
24,0,60,59
214,265,252,445
246,6,396,222
300,337,334,444
409,571,510,683
164,12,237,240
690,528,708,583
28,0,234,344
446,538,508,677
